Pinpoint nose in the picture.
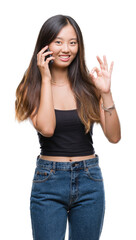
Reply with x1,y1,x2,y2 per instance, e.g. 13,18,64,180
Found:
61,43,70,53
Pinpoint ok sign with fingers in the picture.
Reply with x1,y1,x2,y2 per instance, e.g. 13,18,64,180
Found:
90,56,114,94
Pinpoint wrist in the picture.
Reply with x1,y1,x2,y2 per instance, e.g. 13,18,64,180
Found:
100,90,111,98
41,77,52,84
101,91,114,107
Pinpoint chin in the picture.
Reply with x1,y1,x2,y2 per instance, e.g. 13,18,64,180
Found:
53,61,71,68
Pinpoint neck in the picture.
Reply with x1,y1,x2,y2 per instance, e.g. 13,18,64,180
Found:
50,66,69,85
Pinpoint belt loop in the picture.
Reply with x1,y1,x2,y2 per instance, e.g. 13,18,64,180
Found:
83,160,86,170
52,162,56,173
83,159,88,171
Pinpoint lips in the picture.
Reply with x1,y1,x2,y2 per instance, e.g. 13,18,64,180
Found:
59,55,71,61
59,55,70,58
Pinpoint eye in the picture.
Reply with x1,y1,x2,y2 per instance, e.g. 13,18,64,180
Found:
70,41,77,45
55,41,62,45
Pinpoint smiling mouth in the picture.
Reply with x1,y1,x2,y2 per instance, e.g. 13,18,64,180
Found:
59,55,71,61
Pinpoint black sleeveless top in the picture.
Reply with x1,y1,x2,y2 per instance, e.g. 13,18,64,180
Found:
37,109,95,157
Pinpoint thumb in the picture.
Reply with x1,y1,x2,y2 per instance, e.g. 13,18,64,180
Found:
90,73,96,84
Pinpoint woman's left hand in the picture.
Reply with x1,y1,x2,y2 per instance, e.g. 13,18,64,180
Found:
90,55,114,94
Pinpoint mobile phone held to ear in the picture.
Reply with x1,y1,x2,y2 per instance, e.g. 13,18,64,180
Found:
44,48,54,65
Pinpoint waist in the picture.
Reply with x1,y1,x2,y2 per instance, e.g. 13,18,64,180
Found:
36,154,99,170
39,154,96,162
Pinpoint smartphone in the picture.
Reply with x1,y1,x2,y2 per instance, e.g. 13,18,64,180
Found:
44,48,54,65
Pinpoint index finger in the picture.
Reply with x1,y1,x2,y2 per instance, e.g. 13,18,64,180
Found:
37,45,49,55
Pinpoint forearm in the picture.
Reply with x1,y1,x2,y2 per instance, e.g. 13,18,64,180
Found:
36,78,56,135
101,91,121,143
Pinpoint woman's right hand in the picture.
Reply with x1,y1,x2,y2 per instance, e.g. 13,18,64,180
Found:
37,45,55,81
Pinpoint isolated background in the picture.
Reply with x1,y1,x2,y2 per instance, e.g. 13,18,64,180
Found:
1,0,136,239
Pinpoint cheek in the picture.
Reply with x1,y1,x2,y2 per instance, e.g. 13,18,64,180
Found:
48,44,58,55
52,49,60,57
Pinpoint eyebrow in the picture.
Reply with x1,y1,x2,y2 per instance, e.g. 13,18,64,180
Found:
55,37,77,40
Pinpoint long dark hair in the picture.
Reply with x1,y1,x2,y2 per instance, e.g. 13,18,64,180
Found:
15,14,101,134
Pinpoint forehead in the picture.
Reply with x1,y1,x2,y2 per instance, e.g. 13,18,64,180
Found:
56,24,77,40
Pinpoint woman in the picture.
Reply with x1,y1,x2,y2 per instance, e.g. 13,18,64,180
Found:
15,14,121,240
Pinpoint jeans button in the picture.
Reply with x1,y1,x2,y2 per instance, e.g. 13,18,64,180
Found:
72,163,78,167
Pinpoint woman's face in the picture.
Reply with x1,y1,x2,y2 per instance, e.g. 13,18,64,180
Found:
49,24,78,68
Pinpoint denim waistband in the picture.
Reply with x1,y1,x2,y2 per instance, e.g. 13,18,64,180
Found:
36,154,99,170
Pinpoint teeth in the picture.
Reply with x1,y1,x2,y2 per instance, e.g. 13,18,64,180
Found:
60,56,70,58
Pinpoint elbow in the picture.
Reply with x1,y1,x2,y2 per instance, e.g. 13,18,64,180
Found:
35,125,55,137
108,134,121,144
35,121,55,137
40,128,55,137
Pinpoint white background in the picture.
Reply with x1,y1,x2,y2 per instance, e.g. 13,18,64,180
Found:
0,0,136,239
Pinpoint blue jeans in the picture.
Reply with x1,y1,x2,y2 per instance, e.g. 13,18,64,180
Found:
30,154,105,240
